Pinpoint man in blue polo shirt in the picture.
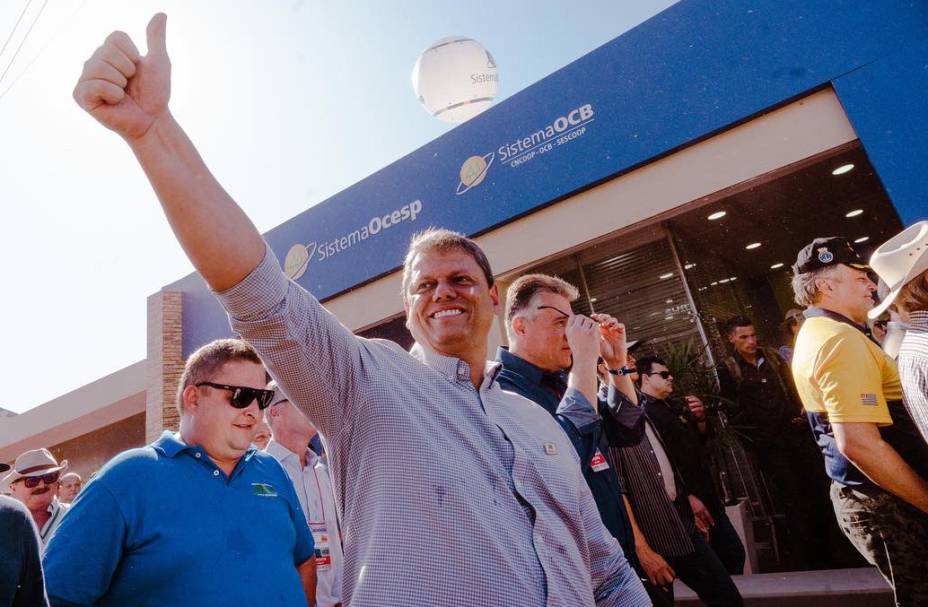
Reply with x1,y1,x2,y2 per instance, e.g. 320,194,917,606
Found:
43,339,316,607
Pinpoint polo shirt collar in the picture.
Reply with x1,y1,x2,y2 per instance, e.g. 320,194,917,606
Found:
805,306,873,340
152,431,189,458
152,431,257,469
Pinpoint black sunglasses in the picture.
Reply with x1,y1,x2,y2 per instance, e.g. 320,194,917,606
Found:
21,471,61,488
645,370,672,379
196,382,275,410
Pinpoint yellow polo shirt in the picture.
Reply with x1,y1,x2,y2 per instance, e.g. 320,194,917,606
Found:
791,314,900,424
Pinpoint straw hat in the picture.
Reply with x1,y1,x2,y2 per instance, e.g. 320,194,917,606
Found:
1,448,68,490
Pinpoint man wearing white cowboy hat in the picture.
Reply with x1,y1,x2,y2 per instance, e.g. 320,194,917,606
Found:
2,448,70,546
869,220,928,445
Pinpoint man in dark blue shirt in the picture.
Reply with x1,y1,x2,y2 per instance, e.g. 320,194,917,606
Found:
495,274,644,559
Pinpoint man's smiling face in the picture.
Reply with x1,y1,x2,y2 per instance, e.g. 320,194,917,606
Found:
403,247,499,360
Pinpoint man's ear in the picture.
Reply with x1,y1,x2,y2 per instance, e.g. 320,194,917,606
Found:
512,315,526,337
182,385,200,413
489,283,501,312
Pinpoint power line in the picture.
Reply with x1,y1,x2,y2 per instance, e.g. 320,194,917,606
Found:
0,0,32,60
0,0,86,104
0,0,49,89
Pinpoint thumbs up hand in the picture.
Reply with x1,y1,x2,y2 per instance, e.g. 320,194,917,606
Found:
73,13,171,141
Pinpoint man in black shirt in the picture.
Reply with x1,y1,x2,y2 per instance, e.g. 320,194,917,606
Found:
637,356,746,576
716,315,831,568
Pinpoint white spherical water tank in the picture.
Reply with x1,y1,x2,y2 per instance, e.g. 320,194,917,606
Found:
412,36,498,123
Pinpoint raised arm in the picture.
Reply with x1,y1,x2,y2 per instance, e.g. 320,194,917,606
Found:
73,14,264,291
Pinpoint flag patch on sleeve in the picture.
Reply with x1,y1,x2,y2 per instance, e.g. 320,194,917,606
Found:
860,394,878,406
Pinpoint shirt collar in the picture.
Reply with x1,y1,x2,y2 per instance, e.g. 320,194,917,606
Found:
266,439,318,467
805,306,873,340
496,347,565,389
410,341,502,386
152,431,256,463
908,311,928,330
152,431,189,458
46,496,60,515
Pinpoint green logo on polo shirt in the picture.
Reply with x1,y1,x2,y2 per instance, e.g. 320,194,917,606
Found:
251,483,278,497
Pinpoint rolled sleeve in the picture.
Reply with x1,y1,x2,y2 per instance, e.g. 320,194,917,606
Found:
579,483,650,606
214,243,367,439
556,387,600,431
216,244,292,323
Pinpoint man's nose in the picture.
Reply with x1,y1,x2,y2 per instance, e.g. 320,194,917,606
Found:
433,280,456,300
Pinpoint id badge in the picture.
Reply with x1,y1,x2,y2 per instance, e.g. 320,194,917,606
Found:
590,449,610,472
309,522,332,570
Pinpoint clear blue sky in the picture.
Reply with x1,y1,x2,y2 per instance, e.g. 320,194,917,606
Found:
0,0,677,413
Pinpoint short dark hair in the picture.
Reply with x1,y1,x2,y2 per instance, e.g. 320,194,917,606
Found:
505,273,579,322
723,315,754,336
635,355,666,377
402,228,494,295
176,339,265,414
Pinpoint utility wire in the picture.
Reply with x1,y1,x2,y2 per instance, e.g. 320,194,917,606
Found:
0,0,33,60
0,0,49,89
0,0,87,104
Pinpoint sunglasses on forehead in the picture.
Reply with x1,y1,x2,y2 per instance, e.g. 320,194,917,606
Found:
20,471,61,488
196,382,275,410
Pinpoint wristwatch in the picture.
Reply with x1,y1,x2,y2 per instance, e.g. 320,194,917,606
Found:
607,366,636,376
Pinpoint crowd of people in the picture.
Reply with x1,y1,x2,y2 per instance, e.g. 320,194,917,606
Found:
2,12,928,607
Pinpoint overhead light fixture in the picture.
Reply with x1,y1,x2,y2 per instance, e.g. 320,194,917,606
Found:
745,242,762,250
770,262,784,269
684,263,696,270
845,209,864,218
710,281,718,286
707,210,727,221
589,297,598,303
719,278,731,284
659,272,674,280
854,236,869,243
729,276,737,281
665,299,673,304
832,163,855,176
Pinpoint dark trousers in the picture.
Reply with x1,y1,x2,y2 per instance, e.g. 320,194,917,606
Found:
831,482,928,606
646,533,743,607
708,508,746,575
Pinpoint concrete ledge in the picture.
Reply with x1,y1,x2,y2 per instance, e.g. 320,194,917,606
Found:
674,567,892,606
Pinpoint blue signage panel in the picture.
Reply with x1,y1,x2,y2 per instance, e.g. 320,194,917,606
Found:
173,0,928,356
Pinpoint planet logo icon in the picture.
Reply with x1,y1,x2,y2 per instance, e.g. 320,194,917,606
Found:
455,152,494,195
283,242,317,281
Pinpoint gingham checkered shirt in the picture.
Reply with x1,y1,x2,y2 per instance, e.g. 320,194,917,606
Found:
217,246,649,607
898,311,928,445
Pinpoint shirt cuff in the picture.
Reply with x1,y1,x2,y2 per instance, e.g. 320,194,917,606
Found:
556,387,599,433
604,385,645,428
215,243,291,323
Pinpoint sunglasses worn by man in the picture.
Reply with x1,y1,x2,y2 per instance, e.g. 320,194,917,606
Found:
20,471,61,489
196,382,275,410
645,370,673,380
